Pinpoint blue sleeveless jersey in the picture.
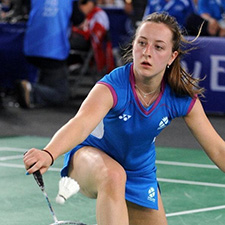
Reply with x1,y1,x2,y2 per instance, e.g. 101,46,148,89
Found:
61,63,196,208
24,0,74,60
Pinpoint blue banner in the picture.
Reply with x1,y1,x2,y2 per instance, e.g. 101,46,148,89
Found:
182,37,225,114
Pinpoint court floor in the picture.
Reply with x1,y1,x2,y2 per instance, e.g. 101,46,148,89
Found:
0,136,225,225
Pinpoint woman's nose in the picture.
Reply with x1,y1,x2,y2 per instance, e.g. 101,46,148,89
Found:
143,44,151,57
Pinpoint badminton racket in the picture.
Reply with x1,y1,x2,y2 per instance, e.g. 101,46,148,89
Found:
32,170,87,225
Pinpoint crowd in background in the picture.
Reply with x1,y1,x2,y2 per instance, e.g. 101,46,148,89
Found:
0,0,30,23
1,0,225,36
1,0,225,109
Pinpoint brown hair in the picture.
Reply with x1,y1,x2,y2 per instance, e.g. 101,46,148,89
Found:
123,12,205,98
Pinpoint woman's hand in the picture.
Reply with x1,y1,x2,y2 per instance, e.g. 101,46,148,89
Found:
23,148,53,175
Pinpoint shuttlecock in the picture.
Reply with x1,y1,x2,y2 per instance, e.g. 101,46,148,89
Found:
55,176,80,204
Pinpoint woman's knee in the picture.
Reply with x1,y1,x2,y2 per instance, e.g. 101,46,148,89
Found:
97,163,127,192
69,147,127,197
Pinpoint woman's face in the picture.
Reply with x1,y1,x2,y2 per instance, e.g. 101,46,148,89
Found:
132,21,178,81
79,2,93,15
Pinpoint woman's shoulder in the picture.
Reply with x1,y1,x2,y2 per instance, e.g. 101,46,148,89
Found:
110,63,131,74
162,82,195,117
100,63,131,86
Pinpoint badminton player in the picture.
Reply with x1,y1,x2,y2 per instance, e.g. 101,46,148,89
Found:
24,12,225,225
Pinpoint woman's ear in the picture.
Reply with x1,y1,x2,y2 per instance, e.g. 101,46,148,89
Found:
169,50,178,66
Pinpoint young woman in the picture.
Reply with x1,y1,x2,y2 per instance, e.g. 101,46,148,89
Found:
24,12,225,225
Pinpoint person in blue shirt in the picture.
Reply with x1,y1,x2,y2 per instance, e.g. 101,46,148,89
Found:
123,0,148,29
24,12,225,225
16,0,84,108
143,0,195,27
198,0,225,21
197,0,225,36
185,0,225,36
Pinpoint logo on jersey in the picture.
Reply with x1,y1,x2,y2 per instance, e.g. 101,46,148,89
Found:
118,114,132,121
157,116,169,130
147,187,156,202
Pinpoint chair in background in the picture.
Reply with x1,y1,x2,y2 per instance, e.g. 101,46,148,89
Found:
68,30,115,98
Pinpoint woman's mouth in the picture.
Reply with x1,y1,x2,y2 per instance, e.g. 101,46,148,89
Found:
141,61,152,67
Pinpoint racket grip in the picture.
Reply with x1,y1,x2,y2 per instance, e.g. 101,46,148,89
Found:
24,151,45,191
33,170,45,190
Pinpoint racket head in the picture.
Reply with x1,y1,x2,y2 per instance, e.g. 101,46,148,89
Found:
50,221,87,225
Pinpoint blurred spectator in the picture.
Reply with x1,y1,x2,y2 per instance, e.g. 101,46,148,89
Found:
0,0,30,23
97,0,114,6
186,0,225,37
143,0,195,28
0,0,12,21
193,0,198,7
16,0,84,109
124,0,147,29
69,0,114,73
198,0,225,36
97,0,124,8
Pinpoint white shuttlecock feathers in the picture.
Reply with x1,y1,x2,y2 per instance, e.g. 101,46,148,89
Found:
55,176,80,204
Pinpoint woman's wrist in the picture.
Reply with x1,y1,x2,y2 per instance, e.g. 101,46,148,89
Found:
42,149,54,166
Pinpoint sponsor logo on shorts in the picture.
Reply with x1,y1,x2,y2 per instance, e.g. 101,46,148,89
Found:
147,187,156,202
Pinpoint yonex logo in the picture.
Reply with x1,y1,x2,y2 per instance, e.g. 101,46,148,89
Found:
157,116,169,130
147,187,156,202
119,114,132,121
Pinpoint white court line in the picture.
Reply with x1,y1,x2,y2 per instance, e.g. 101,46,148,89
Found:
1,147,218,169
0,147,28,161
0,162,60,171
0,160,225,219
156,160,218,169
1,162,224,188
1,147,224,221
166,205,225,217
158,178,225,188
0,155,23,161
0,147,28,152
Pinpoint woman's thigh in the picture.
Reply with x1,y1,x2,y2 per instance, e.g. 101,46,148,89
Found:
68,146,127,198
127,189,168,225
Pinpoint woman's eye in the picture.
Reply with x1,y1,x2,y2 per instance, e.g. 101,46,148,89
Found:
138,41,146,47
155,45,163,50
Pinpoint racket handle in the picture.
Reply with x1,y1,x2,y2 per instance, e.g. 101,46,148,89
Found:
24,152,45,190
33,170,45,190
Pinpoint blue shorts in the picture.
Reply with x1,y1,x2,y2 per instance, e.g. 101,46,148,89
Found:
61,145,159,210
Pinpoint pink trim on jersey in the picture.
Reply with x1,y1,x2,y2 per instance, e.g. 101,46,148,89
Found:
98,81,118,108
129,64,165,115
187,95,197,114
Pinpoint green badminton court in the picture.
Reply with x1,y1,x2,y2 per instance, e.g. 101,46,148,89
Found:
0,136,225,225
